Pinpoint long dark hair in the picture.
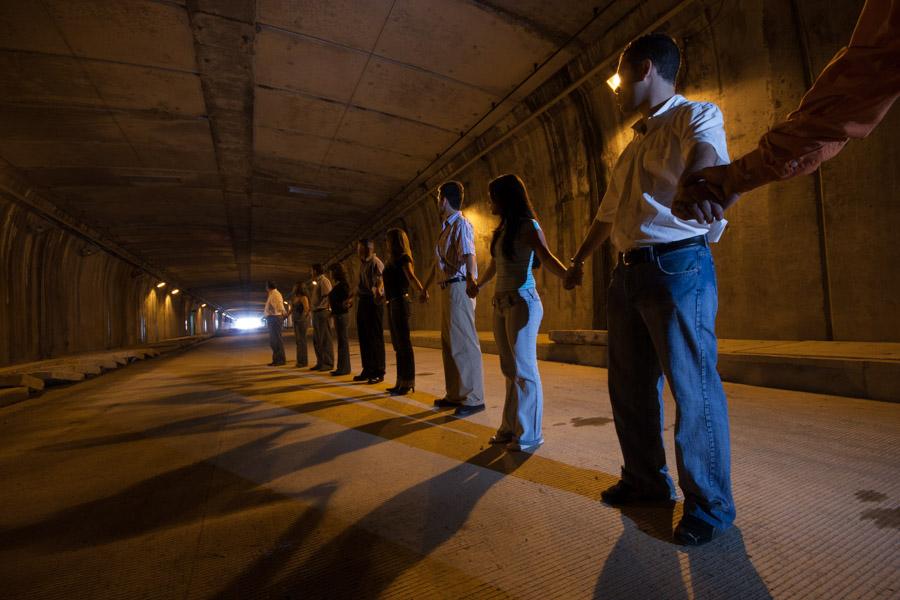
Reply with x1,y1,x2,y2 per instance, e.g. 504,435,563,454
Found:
386,228,413,262
488,174,540,268
329,263,348,285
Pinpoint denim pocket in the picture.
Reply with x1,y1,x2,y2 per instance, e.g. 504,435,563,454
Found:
655,247,702,276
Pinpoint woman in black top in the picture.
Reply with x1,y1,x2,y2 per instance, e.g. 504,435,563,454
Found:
383,228,426,395
290,282,310,367
327,263,352,376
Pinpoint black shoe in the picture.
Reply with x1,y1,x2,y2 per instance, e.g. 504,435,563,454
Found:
600,481,672,506
433,398,460,409
453,404,485,417
267,362,276,366
331,370,349,376
309,364,322,371
674,514,727,546
352,373,369,382
366,375,385,384
295,363,308,368
387,385,413,396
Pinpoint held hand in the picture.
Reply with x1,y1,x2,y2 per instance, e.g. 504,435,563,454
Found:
564,264,583,290
466,280,479,299
672,165,738,223
419,289,429,304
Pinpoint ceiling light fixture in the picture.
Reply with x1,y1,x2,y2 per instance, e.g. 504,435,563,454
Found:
171,289,180,295
606,73,621,92
288,185,329,199
156,282,167,288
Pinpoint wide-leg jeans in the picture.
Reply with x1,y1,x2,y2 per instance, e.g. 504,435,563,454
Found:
492,288,544,446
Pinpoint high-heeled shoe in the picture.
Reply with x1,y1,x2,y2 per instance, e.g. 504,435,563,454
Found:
391,385,414,396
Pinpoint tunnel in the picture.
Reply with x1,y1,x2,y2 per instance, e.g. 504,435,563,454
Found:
1,1,898,598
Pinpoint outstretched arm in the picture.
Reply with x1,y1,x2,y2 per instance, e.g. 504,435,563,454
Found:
524,225,567,279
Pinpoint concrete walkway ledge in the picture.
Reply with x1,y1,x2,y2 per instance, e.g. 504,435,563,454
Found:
401,330,899,403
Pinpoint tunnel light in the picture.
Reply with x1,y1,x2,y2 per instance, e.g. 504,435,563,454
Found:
171,289,180,295
606,72,621,92
235,317,263,330
200,303,207,308
156,282,167,289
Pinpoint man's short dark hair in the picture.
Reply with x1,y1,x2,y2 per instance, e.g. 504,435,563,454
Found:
439,181,464,210
312,263,324,275
266,280,277,290
623,33,680,84
357,238,374,248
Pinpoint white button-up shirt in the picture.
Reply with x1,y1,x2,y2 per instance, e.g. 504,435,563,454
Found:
435,211,477,279
594,94,729,251
263,288,286,317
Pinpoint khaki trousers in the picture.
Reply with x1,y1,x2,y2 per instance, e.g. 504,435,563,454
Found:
440,281,484,405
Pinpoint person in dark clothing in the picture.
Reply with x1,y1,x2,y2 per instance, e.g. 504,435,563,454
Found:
290,282,310,367
328,263,353,376
354,238,386,384
383,228,426,395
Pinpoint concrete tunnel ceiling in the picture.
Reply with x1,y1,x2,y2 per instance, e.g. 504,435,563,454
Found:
0,0,623,312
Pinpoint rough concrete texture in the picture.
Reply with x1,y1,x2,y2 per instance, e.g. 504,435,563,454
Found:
392,330,900,402
1,334,898,599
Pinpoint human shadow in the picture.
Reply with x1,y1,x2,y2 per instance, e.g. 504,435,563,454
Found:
594,517,772,599
213,445,530,598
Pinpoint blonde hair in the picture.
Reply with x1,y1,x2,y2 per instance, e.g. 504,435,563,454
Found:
386,228,413,261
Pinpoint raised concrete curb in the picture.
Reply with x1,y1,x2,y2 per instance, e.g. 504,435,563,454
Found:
393,330,900,402
0,335,213,407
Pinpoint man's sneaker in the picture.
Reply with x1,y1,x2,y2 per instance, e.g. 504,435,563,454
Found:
674,514,728,546
453,404,485,417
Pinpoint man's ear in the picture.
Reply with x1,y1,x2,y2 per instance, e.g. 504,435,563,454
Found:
637,58,653,81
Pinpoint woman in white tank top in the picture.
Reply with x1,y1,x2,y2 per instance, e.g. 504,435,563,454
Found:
469,174,569,452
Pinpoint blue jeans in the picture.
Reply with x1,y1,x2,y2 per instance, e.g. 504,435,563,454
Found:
492,288,544,446
607,243,734,529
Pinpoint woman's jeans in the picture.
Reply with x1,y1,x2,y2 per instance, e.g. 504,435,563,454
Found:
332,312,351,374
492,288,544,445
607,243,735,530
293,314,309,366
387,295,415,385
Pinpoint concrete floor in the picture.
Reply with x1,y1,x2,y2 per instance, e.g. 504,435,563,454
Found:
1,333,898,600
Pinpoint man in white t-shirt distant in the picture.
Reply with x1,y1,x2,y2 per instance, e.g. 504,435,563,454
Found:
263,280,287,366
567,33,734,546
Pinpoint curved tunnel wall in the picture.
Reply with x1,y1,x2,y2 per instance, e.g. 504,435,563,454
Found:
0,196,218,366
336,0,899,342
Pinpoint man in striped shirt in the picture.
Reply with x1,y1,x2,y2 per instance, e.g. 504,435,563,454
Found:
421,181,485,417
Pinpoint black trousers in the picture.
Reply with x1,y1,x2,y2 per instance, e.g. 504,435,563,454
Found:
333,312,351,374
356,295,385,377
265,316,286,364
388,297,415,384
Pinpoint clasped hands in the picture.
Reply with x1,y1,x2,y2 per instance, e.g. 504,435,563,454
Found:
671,165,741,224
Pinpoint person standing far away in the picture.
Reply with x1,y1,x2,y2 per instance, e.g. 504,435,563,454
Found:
289,282,311,367
263,280,287,366
352,239,387,385
327,263,353,376
420,181,485,417
308,263,335,372
565,33,734,546
383,228,427,396
468,174,569,452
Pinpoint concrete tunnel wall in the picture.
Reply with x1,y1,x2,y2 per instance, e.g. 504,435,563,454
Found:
0,196,219,366
333,0,899,343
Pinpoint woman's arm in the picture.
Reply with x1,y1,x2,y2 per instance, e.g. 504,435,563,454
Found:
468,257,495,298
402,259,426,294
525,222,568,279
300,295,310,314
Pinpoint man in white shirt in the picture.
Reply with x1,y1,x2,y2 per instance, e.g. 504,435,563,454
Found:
420,181,485,417
567,33,734,545
308,263,335,371
263,280,287,366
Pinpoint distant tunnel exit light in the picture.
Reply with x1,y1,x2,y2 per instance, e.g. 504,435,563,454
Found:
235,317,263,330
